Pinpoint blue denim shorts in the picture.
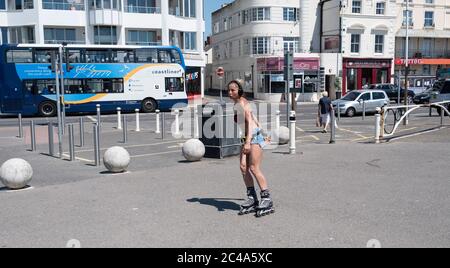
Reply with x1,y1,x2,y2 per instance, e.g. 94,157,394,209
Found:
242,128,266,149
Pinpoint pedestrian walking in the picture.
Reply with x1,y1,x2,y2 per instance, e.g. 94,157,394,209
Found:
318,91,333,133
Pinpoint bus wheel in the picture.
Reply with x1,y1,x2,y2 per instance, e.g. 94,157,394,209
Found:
141,98,157,113
39,101,57,117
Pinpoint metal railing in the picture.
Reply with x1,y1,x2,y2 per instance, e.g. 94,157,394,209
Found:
395,49,450,59
381,101,450,138
45,40,86,45
125,6,161,14
43,2,85,11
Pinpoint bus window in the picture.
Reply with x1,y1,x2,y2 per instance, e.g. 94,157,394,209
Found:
85,50,111,63
34,50,55,63
6,50,33,63
66,50,81,63
158,50,171,63
136,48,157,63
112,50,134,63
165,77,184,92
170,49,182,65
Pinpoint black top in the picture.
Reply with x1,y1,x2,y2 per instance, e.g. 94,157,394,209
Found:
319,97,332,115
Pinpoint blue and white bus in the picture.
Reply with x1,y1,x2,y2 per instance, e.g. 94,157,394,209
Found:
0,44,188,116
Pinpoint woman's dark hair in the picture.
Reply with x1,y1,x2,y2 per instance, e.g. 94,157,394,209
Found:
227,80,244,97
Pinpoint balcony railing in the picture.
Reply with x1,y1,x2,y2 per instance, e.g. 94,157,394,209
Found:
43,2,85,11
125,6,161,14
126,41,162,46
45,40,86,45
395,49,450,59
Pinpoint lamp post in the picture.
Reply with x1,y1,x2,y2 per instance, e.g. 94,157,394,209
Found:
404,0,410,125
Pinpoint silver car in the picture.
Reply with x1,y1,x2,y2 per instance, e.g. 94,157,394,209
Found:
332,90,389,117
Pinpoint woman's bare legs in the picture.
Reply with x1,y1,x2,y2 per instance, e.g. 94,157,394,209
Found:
248,144,268,190
240,151,253,187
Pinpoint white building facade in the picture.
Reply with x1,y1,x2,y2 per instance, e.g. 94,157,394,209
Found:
339,0,397,93
394,0,450,90
210,0,322,101
0,0,205,96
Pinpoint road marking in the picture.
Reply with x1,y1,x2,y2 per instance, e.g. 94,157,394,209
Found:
396,127,417,133
74,139,187,153
351,136,374,142
388,127,443,142
310,135,320,141
131,150,180,158
296,127,305,132
167,143,184,149
338,127,369,139
87,116,96,122
62,153,94,163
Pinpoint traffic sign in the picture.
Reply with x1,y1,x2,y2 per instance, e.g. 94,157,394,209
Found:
216,67,224,79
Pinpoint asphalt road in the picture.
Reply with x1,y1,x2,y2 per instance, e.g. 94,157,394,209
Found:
0,97,449,248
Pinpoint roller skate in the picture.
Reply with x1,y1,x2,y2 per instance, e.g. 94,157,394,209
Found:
238,188,259,215
255,190,275,217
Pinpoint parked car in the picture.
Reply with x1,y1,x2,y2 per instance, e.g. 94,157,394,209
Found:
430,79,450,115
368,83,415,103
413,87,436,104
332,90,390,117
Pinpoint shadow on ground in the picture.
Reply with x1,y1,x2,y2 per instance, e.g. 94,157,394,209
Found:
187,197,243,212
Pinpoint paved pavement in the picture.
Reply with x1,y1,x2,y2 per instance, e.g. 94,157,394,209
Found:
0,98,449,248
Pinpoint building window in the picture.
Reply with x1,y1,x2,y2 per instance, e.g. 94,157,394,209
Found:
252,37,269,55
43,0,85,10
244,7,270,23
425,0,433,4
44,28,77,44
403,10,413,26
9,26,35,43
184,32,197,51
352,1,361,14
283,8,299,21
168,0,195,17
0,0,5,9
351,34,360,53
244,39,250,55
213,22,220,34
424,11,434,27
423,65,431,76
90,0,120,10
376,2,385,15
94,26,117,45
375,35,384,53
422,38,432,57
283,37,300,53
127,30,157,45
126,0,159,13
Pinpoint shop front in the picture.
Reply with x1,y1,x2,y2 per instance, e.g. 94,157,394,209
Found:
256,56,320,101
343,58,392,95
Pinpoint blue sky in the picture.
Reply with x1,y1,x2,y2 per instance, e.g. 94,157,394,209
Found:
204,0,229,37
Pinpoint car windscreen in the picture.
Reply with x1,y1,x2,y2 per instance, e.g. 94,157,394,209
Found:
342,91,361,101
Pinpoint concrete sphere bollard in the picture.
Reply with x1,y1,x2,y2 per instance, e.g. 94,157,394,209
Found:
0,158,33,189
103,146,131,173
182,139,205,162
277,126,290,145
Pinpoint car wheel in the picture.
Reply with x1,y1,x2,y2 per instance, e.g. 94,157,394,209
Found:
141,98,157,113
346,107,356,117
38,101,57,117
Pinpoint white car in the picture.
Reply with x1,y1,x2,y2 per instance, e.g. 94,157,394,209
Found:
332,90,390,117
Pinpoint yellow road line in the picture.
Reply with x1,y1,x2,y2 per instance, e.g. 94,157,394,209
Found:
338,127,369,139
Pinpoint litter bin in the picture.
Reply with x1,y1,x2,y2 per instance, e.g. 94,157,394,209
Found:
199,103,242,159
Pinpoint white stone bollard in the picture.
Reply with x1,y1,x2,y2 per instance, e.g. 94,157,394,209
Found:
103,146,131,173
277,126,290,145
0,158,33,189
276,110,280,133
182,139,205,162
